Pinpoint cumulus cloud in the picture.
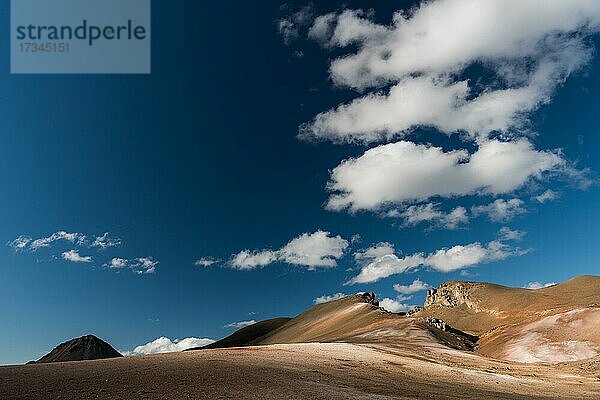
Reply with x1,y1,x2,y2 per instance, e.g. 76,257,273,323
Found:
524,281,558,290
314,293,346,304
230,230,349,270
471,198,527,222
379,298,414,313
535,189,558,203
224,320,256,329
278,231,348,268
125,337,215,356
348,232,527,284
91,233,121,250
194,257,220,267
393,279,431,295
61,250,93,263
230,250,279,270
348,252,425,285
425,240,523,273
300,1,600,143
326,139,564,212
106,257,158,274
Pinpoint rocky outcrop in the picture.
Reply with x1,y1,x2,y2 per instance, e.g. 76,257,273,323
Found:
361,292,379,307
424,282,478,309
406,306,423,316
426,317,448,331
425,316,479,351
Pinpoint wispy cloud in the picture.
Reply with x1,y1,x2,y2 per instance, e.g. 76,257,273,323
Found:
91,233,122,250
472,199,526,222
524,281,557,290
194,257,220,267
8,231,120,251
106,257,158,274
224,320,256,329
390,203,468,230
535,189,559,203
30,231,86,250
276,4,314,45
313,293,346,304
498,227,526,241
7,236,32,251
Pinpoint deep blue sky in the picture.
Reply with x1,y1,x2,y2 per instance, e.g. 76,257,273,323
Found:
1,0,599,365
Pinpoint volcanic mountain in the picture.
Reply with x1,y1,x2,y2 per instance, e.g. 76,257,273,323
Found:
36,335,123,363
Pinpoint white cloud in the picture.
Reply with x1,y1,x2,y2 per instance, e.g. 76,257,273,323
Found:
396,203,468,229
224,320,256,329
348,253,425,285
314,293,346,304
8,231,124,252
91,233,121,250
524,281,557,290
279,231,348,268
354,242,396,262
535,189,558,203
7,236,31,251
393,279,431,295
194,257,220,267
105,257,158,274
30,231,86,250
379,298,414,313
230,250,278,270
348,233,527,284
471,198,526,222
107,257,128,269
132,257,158,274
61,250,92,263
125,337,215,356
230,230,349,270
326,139,564,212
425,240,521,273
301,2,600,143
498,227,526,241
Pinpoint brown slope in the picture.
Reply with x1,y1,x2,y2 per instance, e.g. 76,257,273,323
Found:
417,275,600,362
417,275,600,334
187,318,292,350
250,293,467,350
37,335,122,363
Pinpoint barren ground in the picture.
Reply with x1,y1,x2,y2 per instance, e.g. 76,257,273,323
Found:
2,342,599,400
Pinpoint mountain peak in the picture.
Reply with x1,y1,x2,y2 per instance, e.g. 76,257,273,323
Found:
36,334,122,363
